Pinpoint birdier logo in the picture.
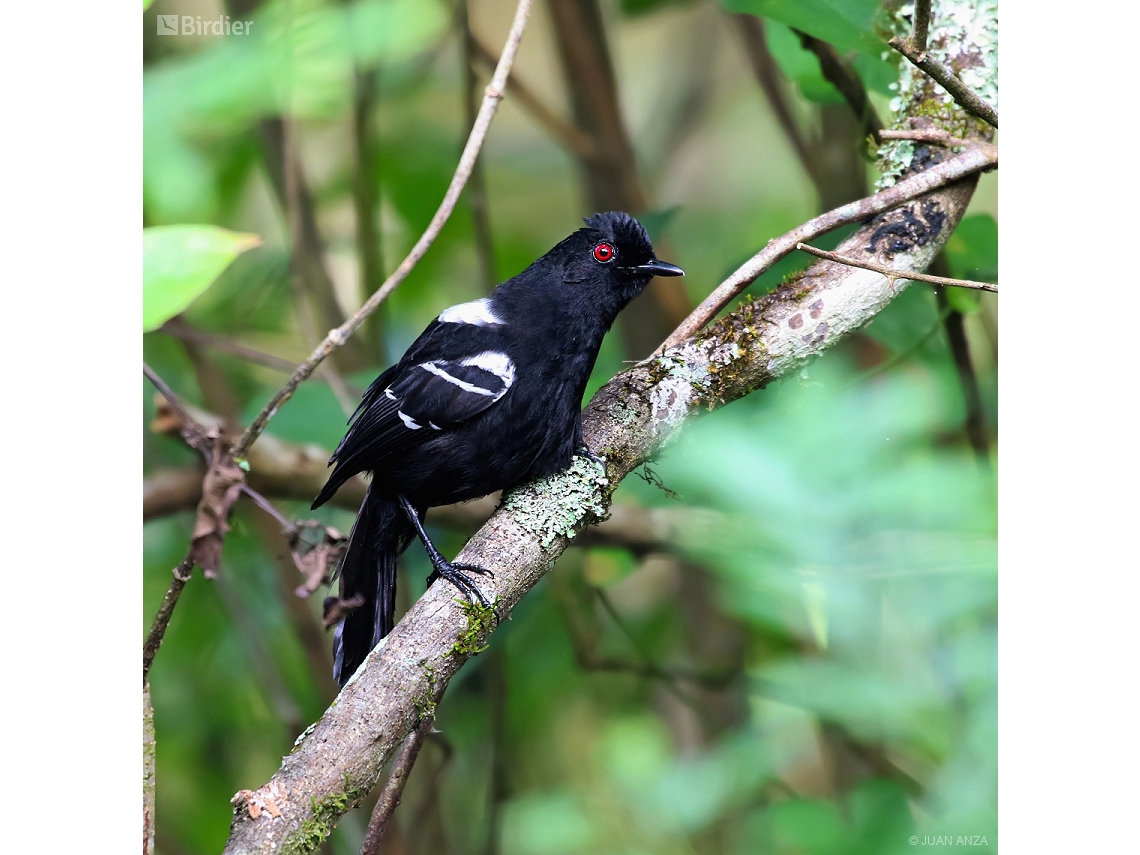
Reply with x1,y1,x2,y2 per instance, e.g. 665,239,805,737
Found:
157,14,253,36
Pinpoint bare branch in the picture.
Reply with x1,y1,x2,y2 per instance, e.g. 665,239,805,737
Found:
469,36,596,159
349,62,385,353
160,317,309,377
879,128,971,146
794,30,883,144
889,35,998,128
360,717,434,855
143,363,205,442
258,113,376,372
462,0,497,291
241,485,295,532
234,0,537,461
932,271,992,464
662,142,997,349
144,683,156,855
795,242,996,292
912,0,932,55
143,554,195,682
733,14,817,189
281,118,357,418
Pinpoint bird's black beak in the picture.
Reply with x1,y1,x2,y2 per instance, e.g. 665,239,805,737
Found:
630,259,685,277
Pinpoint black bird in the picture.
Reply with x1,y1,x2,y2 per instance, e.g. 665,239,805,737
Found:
312,212,684,685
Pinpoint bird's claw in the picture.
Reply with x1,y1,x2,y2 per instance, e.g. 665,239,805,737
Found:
429,559,493,609
453,562,494,578
575,444,606,469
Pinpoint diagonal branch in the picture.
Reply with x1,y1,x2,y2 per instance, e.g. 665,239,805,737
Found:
888,35,998,128
661,142,996,349
733,14,817,189
360,716,435,855
795,242,996,291
234,0,536,461
794,29,883,145
469,36,596,159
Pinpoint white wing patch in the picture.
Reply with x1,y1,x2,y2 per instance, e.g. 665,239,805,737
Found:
398,411,422,430
461,351,515,389
438,298,502,326
419,361,497,396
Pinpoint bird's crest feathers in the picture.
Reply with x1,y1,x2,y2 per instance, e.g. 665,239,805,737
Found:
581,211,653,260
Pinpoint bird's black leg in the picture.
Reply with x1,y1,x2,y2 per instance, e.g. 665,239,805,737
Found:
397,495,494,607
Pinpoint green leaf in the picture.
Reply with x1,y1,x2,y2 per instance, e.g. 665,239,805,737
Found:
721,0,885,54
143,225,261,331
944,214,998,283
764,20,844,104
945,287,981,315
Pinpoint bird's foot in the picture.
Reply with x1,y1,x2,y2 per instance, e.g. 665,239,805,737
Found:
428,560,494,609
575,444,606,470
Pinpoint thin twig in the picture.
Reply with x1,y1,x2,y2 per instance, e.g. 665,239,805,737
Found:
482,647,507,855
463,0,497,291
795,242,996,292
912,0,932,54
933,280,991,465
733,14,817,190
241,485,295,532
349,57,385,353
144,363,200,438
661,142,997,349
794,29,883,145
160,317,310,377
594,587,734,689
888,35,998,128
234,0,536,461
470,36,595,159
849,303,953,387
879,128,971,146
361,717,435,855
281,118,357,418
144,683,156,855
143,553,196,682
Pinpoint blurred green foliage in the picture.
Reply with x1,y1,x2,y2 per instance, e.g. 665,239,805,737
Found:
144,225,261,330
143,0,997,853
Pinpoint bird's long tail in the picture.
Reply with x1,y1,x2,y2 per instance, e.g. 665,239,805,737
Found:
331,485,415,687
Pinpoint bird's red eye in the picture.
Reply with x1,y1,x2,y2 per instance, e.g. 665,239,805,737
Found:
592,242,615,263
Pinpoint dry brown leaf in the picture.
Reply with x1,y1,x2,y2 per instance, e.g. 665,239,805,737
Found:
289,523,347,597
189,430,245,578
150,394,184,436
322,593,366,629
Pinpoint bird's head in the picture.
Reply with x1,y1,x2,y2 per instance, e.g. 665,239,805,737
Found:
553,211,684,307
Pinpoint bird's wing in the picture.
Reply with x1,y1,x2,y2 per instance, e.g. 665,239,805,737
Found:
311,315,517,509
325,349,515,477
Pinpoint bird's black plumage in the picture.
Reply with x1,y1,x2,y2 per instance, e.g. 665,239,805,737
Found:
312,212,683,685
